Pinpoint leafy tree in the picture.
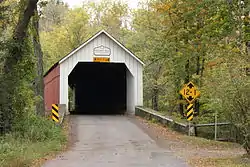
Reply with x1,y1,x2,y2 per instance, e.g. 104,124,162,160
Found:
132,0,250,154
39,0,69,31
128,1,169,111
40,7,90,70
41,0,131,71
84,0,130,41
32,4,45,116
0,0,39,132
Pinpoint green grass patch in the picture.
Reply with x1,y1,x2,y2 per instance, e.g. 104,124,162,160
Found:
190,156,250,167
0,114,67,167
182,135,242,149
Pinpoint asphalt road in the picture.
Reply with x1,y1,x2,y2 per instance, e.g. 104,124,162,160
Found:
42,115,188,167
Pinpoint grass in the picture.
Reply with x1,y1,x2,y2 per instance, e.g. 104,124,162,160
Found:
190,156,250,167
0,138,64,167
0,114,68,167
182,135,242,149
145,114,241,149
136,115,249,167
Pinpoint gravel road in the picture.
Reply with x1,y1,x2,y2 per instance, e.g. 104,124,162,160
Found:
42,115,188,167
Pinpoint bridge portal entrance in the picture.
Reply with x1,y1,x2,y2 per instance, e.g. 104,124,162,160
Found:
69,62,127,115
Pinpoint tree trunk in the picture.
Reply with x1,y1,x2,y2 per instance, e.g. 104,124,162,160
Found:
4,0,39,73
200,57,206,85
32,7,45,116
152,86,159,111
0,0,39,132
185,59,190,83
195,55,200,117
178,94,184,117
247,42,250,76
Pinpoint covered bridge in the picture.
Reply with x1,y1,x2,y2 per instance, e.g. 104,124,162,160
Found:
43,30,144,115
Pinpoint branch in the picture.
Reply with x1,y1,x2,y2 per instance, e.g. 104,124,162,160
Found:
4,0,39,73
147,54,166,67
14,0,39,42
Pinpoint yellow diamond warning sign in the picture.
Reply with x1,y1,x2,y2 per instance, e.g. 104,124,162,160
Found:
180,82,200,104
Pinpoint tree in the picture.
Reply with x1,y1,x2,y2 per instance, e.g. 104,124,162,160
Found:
39,0,69,31
41,0,131,71
32,5,45,116
40,7,90,71
84,0,129,41
134,0,250,154
0,0,39,132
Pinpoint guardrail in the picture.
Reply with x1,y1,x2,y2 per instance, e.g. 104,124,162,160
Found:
194,122,231,127
135,107,188,134
135,107,236,141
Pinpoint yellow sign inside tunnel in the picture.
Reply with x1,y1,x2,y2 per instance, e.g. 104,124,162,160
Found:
93,57,110,62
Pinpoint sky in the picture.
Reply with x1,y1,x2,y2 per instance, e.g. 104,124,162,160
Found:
62,0,139,9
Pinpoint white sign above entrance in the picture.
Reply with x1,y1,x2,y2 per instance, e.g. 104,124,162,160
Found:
93,45,111,56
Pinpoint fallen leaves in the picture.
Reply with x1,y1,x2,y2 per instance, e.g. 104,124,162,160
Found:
135,116,248,167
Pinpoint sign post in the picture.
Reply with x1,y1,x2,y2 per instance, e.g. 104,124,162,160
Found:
214,110,218,141
187,103,194,121
187,103,194,136
180,82,201,135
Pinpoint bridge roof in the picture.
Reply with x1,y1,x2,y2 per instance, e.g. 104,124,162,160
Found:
44,30,144,77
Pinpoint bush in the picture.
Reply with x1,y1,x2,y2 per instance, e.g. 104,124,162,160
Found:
12,113,65,142
0,114,67,167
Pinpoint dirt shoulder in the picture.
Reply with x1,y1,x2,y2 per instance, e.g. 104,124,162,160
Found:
131,116,249,167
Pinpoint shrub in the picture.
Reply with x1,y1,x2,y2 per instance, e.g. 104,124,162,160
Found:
12,113,66,142
0,113,67,167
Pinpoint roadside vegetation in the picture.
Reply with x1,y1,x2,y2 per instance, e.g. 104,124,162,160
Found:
0,0,67,166
136,116,249,167
0,114,67,167
0,0,249,165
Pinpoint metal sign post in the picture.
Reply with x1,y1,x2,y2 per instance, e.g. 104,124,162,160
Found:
187,104,194,121
214,110,218,141
188,122,191,136
180,81,201,136
187,103,194,136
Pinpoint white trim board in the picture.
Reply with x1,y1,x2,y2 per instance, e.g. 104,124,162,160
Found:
59,30,145,66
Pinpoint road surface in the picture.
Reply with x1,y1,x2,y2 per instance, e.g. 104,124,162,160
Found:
43,115,188,167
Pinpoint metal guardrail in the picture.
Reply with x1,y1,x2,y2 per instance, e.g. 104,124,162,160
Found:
135,107,235,141
194,122,231,127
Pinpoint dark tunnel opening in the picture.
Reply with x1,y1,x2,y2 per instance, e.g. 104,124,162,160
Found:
68,62,127,115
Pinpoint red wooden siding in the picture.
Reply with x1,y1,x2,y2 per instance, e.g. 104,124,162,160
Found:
44,65,60,111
